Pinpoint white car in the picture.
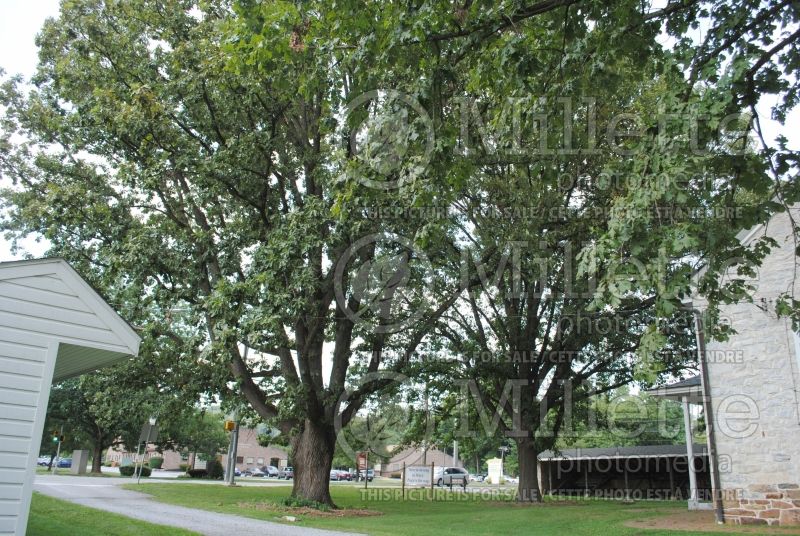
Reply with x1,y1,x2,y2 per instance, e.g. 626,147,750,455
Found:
503,475,519,484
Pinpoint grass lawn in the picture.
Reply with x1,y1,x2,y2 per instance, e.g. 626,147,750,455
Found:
123,482,800,536
27,492,199,536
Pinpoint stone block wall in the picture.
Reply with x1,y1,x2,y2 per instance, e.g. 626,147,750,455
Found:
704,208,800,526
722,484,800,525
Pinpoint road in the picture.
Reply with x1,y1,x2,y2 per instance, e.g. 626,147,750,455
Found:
34,474,364,536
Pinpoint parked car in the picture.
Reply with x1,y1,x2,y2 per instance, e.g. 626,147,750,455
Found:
261,465,279,477
244,467,265,477
56,458,72,468
435,467,469,488
330,469,351,481
503,475,519,484
471,473,486,483
356,469,373,482
36,456,51,467
225,467,242,477
278,466,294,479
337,469,352,481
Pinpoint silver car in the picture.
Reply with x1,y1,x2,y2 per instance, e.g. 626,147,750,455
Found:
278,466,294,479
261,465,279,477
435,467,469,488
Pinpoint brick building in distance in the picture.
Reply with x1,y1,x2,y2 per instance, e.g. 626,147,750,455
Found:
105,427,289,470
376,446,462,477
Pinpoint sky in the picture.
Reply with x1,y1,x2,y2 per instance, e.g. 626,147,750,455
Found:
0,1,796,264
0,1,59,81
0,0,60,261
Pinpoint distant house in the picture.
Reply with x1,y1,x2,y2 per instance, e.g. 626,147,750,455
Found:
0,259,141,536
106,427,289,470
376,446,462,477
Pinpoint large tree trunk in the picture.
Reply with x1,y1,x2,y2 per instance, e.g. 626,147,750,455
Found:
516,438,542,502
290,418,336,507
91,444,104,473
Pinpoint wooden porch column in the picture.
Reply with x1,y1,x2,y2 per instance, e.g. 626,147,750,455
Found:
682,396,698,505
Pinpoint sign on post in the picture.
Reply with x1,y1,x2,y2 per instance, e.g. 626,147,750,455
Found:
138,422,159,444
135,420,159,483
404,465,432,487
357,452,368,471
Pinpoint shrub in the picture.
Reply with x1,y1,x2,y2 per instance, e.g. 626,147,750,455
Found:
282,496,330,512
206,459,224,480
119,465,151,477
148,457,164,469
187,469,208,478
119,466,135,476
179,463,190,472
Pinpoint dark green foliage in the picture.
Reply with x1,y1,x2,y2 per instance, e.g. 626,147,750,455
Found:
187,469,208,479
281,496,331,512
158,412,228,463
205,460,224,480
119,465,150,477
119,466,135,477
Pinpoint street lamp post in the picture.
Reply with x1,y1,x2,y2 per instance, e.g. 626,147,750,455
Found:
499,446,509,478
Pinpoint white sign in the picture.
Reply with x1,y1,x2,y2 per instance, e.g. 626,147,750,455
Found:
487,457,503,485
404,465,432,487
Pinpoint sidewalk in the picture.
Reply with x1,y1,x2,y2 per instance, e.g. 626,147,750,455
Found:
34,475,364,536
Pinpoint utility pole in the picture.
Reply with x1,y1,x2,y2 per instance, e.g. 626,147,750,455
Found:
225,417,240,485
225,345,248,485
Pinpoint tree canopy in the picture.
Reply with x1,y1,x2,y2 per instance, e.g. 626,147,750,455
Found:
1,0,797,504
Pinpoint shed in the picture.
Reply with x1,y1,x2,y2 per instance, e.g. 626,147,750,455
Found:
538,444,710,501
0,258,140,535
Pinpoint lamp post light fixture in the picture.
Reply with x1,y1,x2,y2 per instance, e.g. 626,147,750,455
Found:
499,445,509,460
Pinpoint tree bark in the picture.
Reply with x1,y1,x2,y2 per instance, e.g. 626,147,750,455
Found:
516,438,542,502
91,444,104,473
290,418,336,507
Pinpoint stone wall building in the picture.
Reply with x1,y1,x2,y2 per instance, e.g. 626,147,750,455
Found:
701,207,800,526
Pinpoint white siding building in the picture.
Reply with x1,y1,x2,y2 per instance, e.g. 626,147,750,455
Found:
0,258,140,535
